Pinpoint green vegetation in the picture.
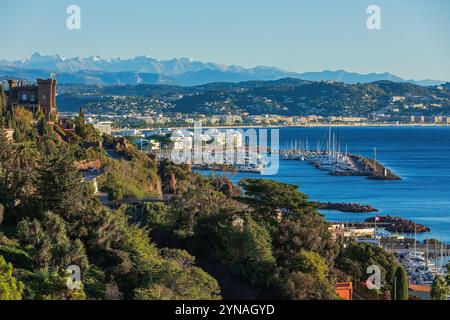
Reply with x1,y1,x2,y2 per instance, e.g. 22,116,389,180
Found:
1,98,410,301
391,266,409,300
0,85,8,127
0,107,221,300
142,173,339,299
430,276,450,300
58,79,450,118
0,255,24,300
335,242,398,297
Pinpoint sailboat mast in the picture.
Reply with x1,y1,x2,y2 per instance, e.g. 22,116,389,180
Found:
414,225,417,260
328,126,331,156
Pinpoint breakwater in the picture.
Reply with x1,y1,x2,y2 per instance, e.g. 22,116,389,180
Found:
281,149,401,181
365,216,431,233
313,201,378,213
348,155,401,180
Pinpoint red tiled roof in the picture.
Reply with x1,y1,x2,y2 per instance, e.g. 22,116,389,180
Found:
408,284,431,293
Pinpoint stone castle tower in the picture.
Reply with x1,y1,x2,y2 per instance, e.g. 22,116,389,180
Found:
6,78,58,120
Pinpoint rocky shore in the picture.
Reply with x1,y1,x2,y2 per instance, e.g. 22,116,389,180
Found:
365,216,431,233
314,201,378,213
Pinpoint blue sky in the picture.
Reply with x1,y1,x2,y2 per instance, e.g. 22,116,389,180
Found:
0,0,449,80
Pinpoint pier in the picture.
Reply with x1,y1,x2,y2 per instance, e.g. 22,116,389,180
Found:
281,149,400,180
280,127,400,180
348,154,401,180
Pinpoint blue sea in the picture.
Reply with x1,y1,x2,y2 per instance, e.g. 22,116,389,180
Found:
199,126,450,242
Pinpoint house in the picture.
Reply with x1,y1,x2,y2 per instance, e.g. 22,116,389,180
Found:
335,282,353,300
93,121,113,135
408,284,431,300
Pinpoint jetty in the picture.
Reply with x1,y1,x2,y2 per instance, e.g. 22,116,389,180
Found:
335,217,430,234
313,201,378,213
280,127,401,180
365,216,430,233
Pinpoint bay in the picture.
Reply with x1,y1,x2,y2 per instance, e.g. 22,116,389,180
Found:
199,126,450,242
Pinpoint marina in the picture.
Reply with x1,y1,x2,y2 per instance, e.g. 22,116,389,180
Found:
215,126,450,243
280,127,400,180
329,220,449,286
389,244,450,286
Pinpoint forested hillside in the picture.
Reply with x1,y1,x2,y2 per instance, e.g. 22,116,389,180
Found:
56,79,450,117
0,84,398,300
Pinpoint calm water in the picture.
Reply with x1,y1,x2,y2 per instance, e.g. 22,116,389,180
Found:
201,126,450,242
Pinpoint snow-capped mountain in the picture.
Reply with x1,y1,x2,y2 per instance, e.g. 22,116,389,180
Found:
4,52,229,75
0,52,445,86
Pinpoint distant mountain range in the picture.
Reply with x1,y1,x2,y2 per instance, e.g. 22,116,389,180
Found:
0,52,446,87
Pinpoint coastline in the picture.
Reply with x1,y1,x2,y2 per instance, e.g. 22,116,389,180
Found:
111,123,450,132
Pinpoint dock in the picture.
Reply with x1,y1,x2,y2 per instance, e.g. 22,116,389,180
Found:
281,127,401,180
280,150,400,180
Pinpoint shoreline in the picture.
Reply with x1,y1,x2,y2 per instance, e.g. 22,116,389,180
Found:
110,123,450,132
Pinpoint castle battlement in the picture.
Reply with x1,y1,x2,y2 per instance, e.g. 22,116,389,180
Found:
6,78,58,120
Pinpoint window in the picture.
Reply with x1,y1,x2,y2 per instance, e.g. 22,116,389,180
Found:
22,94,27,101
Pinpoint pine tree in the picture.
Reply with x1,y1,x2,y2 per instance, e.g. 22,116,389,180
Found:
37,110,50,137
6,103,15,129
391,266,409,300
17,211,89,270
36,151,84,221
0,136,39,215
75,107,87,138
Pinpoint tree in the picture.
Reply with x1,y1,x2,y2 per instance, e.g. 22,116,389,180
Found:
273,214,338,265
237,178,315,222
446,263,450,286
0,256,24,300
36,151,84,221
108,185,124,203
391,266,408,300
336,242,397,292
134,249,221,300
431,276,450,300
238,178,338,264
74,108,87,138
0,141,40,222
105,172,124,203
24,270,86,300
282,250,335,300
291,250,329,281
169,176,241,238
74,107,100,142
36,110,51,137
12,107,35,143
195,214,277,287
17,211,89,271
285,271,336,300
